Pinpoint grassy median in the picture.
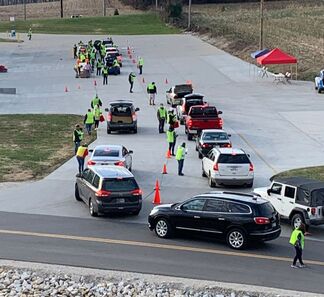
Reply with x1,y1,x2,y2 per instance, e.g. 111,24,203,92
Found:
0,114,96,182
272,166,324,182
0,14,179,35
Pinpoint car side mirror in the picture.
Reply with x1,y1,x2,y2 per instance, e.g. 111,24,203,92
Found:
218,111,223,115
135,107,140,112
228,134,231,137
105,108,109,112
129,150,133,154
267,189,271,196
247,154,250,158
89,149,93,153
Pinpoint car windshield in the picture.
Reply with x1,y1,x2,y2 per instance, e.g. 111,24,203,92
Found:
203,132,228,141
258,202,275,216
218,154,250,164
102,178,138,192
93,148,120,157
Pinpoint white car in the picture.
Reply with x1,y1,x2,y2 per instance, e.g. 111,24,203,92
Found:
87,145,133,171
253,177,324,228
202,148,254,188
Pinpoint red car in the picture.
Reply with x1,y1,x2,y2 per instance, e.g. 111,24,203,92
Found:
0,65,8,73
185,105,223,140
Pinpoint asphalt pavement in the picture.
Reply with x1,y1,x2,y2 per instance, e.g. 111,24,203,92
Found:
1,33,324,292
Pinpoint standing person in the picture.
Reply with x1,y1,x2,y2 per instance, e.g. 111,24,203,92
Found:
84,109,94,135
73,44,78,59
167,108,176,128
290,224,306,268
96,58,103,76
128,72,136,93
91,94,102,109
90,50,96,72
93,104,102,130
102,65,109,85
167,126,177,156
27,28,32,40
175,143,187,176
137,56,144,75
73,124,84,154
157,103,167,133
147,82,157,105
76,143,88,174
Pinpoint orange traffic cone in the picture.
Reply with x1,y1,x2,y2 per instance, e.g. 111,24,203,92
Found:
94,80,97,86
162,163,168,174
153,180,161,204
165,78,169,84
64,86,68,92
142,77,145,83
166,150,171,159
132,59,136,64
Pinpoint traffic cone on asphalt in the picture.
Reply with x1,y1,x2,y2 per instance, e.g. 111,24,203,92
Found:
153,180,161,204
64,86,68,92
166,150,171,159
132,59,136,64
165,78,169,84
94,80,97,86
162,164,168,174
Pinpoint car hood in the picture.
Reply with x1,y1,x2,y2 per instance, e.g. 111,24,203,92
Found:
253,187,269,197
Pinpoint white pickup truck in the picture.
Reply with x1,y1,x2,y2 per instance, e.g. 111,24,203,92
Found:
254,177,324,228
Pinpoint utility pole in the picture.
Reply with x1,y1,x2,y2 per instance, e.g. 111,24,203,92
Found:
259,0,264,49
188,0,192,30
60,0,63,18
23,0,26,21
103,0,106,17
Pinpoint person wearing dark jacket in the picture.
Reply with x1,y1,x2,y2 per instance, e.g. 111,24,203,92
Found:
73,124,84,154
290,223,306,268
157,103,167,133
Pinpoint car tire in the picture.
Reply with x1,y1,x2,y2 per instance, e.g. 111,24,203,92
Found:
198,152,203,159
208,173,216,188
154,218,173,238
180,119,184,125
75,184,82,201
132,209,141,216
128,166,132,172
291,213,305,229
226,228,247,250
107,128,111,134
89,199,98,217
246,182,253,188
202,167,206,177
133,128,137,134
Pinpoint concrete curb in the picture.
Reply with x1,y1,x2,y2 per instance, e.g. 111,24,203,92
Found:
0,260,322,297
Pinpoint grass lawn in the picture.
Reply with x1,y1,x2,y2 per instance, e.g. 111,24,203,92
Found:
0,114,96,182
0,38,23,43
0,14,179,35
272,166,324,182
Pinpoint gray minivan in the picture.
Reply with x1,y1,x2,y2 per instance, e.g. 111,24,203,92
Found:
75,166,142,216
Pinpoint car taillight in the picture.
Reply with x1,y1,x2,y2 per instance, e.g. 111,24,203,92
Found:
223,143,231,148
218,118,223,127
107,112,112,122
249,163,254,171
132,189,143,196
311,207,316,215
95,190,111,197
254,217,270,224
188,119,193,128
174,95,178,99
114,161,124,166
132,112,137,121
202,143,210,148
87,160,96,166
213,163,219,171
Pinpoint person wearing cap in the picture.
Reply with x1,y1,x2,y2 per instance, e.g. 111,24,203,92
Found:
76,143,88,174
73,124,84,154
176,142,187,176
147,82,157,105
157,103,167,133
138,57,144,75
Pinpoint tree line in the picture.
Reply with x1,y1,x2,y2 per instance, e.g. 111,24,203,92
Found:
0,0,58,6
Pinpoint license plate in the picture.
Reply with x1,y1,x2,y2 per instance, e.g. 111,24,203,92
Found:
116,198,125,203
272,222,276,227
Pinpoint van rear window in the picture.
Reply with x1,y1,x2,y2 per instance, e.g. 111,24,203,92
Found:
102,178,138,192
218,154,250,164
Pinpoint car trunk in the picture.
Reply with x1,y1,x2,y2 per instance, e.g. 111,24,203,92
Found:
254,202,279,231
111,106,133,124
202,142,230,149
189,107,222,130
91,156,122,166
217,154,250,176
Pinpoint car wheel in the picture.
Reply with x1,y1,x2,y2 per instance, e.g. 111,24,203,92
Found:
132,209,140,216
291,213,305,229
202,167,206,177
107,128,111,134
128,166,132,172
133,128,137,134
89,199,98,217
75,184,82,201
208,173,216,188
198,152,203,159
155,218,173,238
226,229,246,250
246,182,253,188
187,133,193,141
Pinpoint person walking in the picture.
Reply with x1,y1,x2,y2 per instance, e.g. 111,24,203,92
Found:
102,65,109,85
147,82,157,105
93,104,102,130
73,44,78,59
91,94,102,109
27,28,32,40
176,143,187,176
157,103,167,133
290,223,306,268
129,72,136,93
76,143,88,174
167,126,177,156
84,109,94,135
138,57,144,75
73,124,84,154
96,59,103,76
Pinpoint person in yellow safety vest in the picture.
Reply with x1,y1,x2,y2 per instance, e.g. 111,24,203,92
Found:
147,82,157,105
100,45,106,59
129,72,136,93
102,66,109,85
289,223,306,268
79,53,86,62
76,143,88,174
73,124,84,154
84,109,95,135
137,57,144,75
167,108,176,128
93,104,102,130
27,28,32,40
96,59,103,76
167,126,177,156
91,94,103,109
157,103,167,133
175,142,187,176
112,58,119,68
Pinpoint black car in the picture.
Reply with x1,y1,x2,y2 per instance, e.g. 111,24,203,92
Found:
75,166,142,216
196,129,231,159
105,100,139,134
148,192,281,249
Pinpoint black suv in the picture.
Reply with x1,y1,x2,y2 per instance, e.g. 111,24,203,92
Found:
148,192,281,249
75,166,142,216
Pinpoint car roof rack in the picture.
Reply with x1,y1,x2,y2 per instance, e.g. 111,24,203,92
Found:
222,191,256,197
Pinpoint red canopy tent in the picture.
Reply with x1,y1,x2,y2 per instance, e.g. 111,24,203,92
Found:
257,48,298,79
